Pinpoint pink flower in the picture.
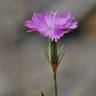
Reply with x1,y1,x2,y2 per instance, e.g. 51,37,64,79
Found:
25,11,78,41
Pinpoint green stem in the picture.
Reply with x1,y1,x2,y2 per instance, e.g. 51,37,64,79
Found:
48,39,58,96
53,72,57,96
48,39,51,62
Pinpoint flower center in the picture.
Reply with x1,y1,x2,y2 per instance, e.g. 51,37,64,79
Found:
48,26,53,31
47,23,55,32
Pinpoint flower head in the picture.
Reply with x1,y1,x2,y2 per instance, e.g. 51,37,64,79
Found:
25,11,78,41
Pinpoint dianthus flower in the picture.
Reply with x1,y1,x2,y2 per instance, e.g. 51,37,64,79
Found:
25,11,78,41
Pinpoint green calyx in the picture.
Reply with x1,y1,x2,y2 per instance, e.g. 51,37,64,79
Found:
43,40,65,65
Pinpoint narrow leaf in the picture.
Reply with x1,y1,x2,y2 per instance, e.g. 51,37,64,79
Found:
58,50,65,64
58,45,64,58
43,49,50,64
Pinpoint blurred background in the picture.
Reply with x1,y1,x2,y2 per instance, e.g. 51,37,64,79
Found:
0,0,96,96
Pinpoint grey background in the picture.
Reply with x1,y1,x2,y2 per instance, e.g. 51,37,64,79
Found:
0,0,96,96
